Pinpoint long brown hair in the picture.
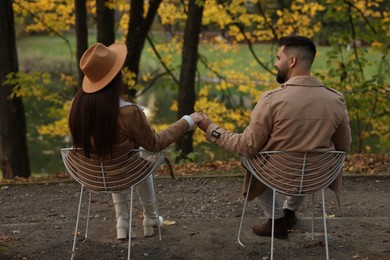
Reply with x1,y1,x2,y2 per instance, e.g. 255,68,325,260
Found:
69,72,122,159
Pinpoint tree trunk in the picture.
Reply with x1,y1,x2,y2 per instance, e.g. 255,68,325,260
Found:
175,0,204,161
75,0,88,90
124,0,162,98
0,0,31,179
96,0,115,46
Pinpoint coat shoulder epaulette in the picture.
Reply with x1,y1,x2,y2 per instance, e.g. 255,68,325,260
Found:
323,86,345,98
263,85,286,97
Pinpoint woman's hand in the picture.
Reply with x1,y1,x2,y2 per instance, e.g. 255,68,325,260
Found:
196,112,212,132
189,112,205,124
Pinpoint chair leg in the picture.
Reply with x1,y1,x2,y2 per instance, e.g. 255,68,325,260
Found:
127,187,133,260
237,174,253,247
71,186,84,260
85,191,92,240
321,189,330,260
311,193,315,240
150,173,162,241
270,189,276,260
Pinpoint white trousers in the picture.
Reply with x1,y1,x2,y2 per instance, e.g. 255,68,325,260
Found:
111,174,156,215
257,187,305,219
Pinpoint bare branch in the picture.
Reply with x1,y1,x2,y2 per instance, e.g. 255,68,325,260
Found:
347,5,365,78
256,0,278,42
135,71,170,98
220,2,275,75
343,0,377,34
197,54,226,81
229,22,275,75
146,35,180,86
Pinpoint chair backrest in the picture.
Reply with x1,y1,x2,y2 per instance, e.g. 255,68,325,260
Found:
241,151,346,196
61,148,166,193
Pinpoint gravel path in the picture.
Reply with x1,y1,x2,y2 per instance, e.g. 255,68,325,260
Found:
1,175,389,259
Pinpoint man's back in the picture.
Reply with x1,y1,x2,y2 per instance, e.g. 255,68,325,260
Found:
262,76,351,152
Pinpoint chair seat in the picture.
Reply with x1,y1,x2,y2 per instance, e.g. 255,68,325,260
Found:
63,149,160,192
238,150,346,260
243,151,345,196
61,148,166,260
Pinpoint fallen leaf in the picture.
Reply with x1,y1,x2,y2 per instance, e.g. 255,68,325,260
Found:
163,220,176,226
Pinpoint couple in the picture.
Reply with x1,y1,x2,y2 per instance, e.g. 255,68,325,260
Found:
68,35,351,241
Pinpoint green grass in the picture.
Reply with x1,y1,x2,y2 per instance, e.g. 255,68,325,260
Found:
16,33,383,79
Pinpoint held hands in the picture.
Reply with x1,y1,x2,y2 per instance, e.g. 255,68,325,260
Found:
197,112,212,132
189,112,213,132
189,112,205,124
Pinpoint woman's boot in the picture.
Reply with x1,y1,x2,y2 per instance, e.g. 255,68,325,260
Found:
137,175,163,237
112,193,133,240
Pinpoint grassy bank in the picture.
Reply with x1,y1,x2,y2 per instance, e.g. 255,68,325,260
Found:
17,33,383,77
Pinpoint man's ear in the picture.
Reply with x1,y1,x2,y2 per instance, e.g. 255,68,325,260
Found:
289,55,297,68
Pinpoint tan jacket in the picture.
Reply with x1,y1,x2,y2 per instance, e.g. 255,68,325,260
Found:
114,102,190,152
68,101,190,191
204,76,351,201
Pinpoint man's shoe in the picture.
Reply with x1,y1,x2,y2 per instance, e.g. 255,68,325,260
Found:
252,218,288,239
283,208,298,229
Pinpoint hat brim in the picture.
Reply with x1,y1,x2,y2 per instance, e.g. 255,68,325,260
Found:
82,42,127,93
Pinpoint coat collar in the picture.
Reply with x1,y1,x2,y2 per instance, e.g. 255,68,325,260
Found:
283,76,325,87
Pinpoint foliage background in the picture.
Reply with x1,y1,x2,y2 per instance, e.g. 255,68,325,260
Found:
5,0,389,174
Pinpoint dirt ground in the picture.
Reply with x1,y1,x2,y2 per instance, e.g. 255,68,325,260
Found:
1,174,390,260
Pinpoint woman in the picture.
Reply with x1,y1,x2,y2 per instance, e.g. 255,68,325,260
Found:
68,42,203,240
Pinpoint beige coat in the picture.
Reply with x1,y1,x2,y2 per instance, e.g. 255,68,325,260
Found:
68,101,190,191
205,76,351,201
114,102,190,152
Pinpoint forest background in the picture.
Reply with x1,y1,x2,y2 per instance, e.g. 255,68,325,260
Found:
0,0,389,180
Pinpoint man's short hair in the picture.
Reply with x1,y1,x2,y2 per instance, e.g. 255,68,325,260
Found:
279,36,316,64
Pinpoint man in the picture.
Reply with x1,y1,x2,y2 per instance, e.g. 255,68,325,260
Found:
198,36,351,239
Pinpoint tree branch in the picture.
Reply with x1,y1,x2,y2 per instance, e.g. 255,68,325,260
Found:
146,35,180,86
347,5,365,79
220,2,275,75
229,22,275,75
135,71,170,98
343,0,377,34
256,0,278,43
13,1,74,73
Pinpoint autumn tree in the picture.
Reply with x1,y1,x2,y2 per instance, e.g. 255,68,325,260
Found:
175,0,204,161
8,0,390,173
75,0,88,89
314,0,389,153
96,0,115,46
0,0,31,179
124,0,163,98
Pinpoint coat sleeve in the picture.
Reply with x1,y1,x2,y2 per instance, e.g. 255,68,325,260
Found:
332,100,352,152
123,106,190,152
204,93,273,157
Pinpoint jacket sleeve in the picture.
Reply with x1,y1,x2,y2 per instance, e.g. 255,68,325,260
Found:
332,101,352,152
204,93,273,157
124,106,190,152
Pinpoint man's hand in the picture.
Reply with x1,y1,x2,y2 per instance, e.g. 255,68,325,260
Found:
198,113,212,132
189,112,205,124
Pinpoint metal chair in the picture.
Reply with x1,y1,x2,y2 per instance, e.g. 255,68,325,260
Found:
237,151,346,260
60,148,166,260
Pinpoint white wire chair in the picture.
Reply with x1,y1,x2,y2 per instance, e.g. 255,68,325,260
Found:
60,148,167,260
238,151,346,260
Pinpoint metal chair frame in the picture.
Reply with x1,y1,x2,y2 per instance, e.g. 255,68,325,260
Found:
237,151,346,260
60,148,166,260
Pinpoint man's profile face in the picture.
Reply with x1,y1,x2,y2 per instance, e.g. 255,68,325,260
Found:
274,46,289,84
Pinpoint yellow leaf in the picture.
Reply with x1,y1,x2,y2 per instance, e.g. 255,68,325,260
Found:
163,220,176,226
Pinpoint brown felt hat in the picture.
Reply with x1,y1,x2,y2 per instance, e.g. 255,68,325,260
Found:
80,42,127,93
